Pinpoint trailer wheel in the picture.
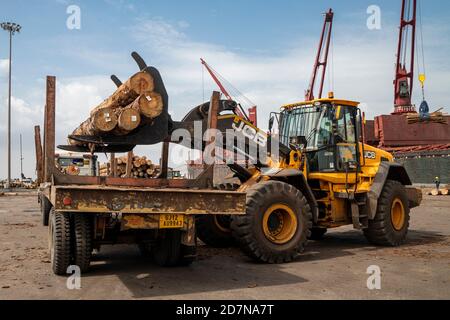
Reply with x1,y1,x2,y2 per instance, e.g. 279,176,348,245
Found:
73,214,93,273
179,245,196,266
49,209,71,276
152,230,183,267
364,180,410,246
40,194,52,227
231,181,312,264
308,227,327,240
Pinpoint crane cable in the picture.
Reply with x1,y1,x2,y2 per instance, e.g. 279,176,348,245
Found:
329,27,335,95
416,0,426,101
202,61,257,109
202,62,205,103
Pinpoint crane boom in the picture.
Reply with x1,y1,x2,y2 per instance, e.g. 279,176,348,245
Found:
393,0,417,114
200,58,257,126
305,8,334,101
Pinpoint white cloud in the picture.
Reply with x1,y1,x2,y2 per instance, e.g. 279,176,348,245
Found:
0,59,8,78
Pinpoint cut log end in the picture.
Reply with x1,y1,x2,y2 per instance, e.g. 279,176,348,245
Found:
139,93,164,119
131,71,155,94
118,107,141,132
92,108,118,132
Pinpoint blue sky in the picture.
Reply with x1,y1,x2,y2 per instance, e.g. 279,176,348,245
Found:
0,0,449,179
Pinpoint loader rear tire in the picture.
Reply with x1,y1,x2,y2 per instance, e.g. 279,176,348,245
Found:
49,209,71,276
73,214,93,273
40,194,52,227
152,230,183,267
364,180,410,246
231,181,312,263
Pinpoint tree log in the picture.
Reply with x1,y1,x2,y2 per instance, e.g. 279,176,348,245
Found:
90,71,154,116
69,71,154,144
114,97,142,135
138,92,164,119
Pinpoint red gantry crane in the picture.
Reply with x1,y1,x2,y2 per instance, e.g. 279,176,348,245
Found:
305,8,334,101
200,58,257,126
393,0,418,114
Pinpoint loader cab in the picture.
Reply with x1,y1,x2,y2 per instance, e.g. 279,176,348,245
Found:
278,99,362,173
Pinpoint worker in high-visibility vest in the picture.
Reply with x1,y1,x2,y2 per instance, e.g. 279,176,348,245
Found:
434,177,441,191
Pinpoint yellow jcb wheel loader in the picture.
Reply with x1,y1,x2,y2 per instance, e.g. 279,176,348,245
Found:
196,96,422,263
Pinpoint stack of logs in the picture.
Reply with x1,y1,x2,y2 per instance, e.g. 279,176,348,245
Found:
70,71,164,144
426,188,449,196
99,155,161,179
407,108,447,124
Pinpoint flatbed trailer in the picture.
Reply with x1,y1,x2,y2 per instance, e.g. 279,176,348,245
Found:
36,76,246,275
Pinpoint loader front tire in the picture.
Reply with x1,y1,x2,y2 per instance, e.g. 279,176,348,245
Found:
73,214,93,273
196,215,234,248
196,183,238,248
49,209,71,276
231,181,312,263
364,180,410,246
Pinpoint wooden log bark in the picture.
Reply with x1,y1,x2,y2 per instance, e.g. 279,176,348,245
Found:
69,107,118,144
431,189,441,196
69,71,154,144
90,71,154,116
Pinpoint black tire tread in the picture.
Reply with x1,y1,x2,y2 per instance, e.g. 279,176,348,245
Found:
40,194,52,227
73,214,92,273
51,209,71,276
152,230,182,267
231,181,312,264
196,215,234,248
364,180,410,246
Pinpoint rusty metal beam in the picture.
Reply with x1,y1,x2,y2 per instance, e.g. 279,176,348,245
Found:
110,153,117,177
158,139,170,179
44,76,56,183
53,185,246,215
34,125,44,185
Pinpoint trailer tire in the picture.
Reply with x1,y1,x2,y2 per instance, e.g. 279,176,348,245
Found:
49,209,71,276
364,180,410,246
308,227,327,240
40,194,52,227
73,214,93,273
179,245,196,266
231,181,312,264
152,230,182,267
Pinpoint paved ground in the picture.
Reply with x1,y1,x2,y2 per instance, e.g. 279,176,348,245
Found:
0,192,449,300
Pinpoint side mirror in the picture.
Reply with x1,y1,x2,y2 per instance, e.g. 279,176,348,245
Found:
268,116,275,132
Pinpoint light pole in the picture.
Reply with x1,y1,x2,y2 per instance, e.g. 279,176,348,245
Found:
1,22,21,190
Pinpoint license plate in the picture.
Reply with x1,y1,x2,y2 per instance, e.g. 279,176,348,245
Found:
159,214,184,229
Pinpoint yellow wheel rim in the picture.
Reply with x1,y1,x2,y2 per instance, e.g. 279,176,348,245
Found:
391,198,405,231
262,204,298,245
